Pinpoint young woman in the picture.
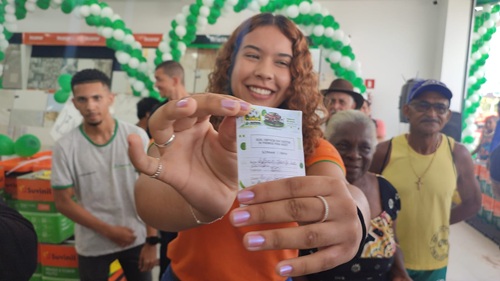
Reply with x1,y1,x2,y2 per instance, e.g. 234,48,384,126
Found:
127,13,369,281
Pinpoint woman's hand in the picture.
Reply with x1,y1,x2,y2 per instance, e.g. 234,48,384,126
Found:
229,176,363,277
128,94,251,219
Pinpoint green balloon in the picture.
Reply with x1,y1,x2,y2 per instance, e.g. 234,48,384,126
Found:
15,134,41,157
0,134,15,156
54,89,71,104
58,74,73,91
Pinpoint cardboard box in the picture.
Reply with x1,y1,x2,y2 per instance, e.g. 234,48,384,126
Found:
0,150,52,173
20,211,74,244
15,170,53,202
40,242,79,280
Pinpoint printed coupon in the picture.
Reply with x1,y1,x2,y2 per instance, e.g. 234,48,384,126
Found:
236,105,305,190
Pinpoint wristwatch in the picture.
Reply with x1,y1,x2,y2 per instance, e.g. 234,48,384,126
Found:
145,236,160,245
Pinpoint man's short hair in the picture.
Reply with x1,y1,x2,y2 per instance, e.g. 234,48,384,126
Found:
71,69,111,90
155,60,185,85
137,97,160,119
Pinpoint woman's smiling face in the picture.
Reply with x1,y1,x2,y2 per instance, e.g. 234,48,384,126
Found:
230,25,293,108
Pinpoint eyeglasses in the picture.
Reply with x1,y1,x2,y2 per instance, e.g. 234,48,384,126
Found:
409,101,449,115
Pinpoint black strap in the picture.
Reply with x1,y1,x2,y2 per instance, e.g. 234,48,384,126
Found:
379,138,393,174
354,206,368,258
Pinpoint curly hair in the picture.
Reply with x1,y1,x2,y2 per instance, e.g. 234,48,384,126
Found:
207,13,323,158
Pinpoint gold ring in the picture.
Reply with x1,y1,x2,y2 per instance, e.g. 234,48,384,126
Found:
316,195,329,223
149,158,163,179
153,134,175,148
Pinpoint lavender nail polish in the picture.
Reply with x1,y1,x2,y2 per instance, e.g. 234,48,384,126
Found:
279,265,293,276
176,99,188,107
221,99,237,109
232,210,250,224
237,190,255,202
247,235,265,248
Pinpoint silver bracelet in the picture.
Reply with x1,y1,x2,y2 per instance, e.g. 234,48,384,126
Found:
189,205,223,225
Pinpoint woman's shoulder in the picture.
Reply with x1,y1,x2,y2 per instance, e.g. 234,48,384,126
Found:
375,175,400,218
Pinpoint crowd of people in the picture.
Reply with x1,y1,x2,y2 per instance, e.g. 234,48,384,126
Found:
0,11,486,281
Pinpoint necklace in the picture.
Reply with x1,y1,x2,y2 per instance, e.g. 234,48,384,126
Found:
407,136,440,190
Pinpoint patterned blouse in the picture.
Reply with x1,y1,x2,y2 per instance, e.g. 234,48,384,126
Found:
300,175,401,281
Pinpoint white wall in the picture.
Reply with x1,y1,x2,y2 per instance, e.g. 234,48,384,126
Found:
11,0,473,139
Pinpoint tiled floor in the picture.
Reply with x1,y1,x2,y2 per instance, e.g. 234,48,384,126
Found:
448,221,500,281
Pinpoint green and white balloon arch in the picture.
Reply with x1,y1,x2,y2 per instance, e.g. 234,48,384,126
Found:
0,0,493,150
0,0,367,98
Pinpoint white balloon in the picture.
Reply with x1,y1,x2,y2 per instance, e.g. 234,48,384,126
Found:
115,52,130,64
128,58,140,69
299,2,311,14
4,5,15,14
4,14,16,23
176,13,187,26
342,35,351,46
138,62,148,73
90,4,101,16
311,2,322,14
113,29,126,41
350,60,361,72
469,94,480,103
468,76,477,85
197,16,208,29
203,0,215,6
79,6,90,17
123,34,135,45
480,45,489,54
102,27,113,39
0,64,3,75
324,27,335,38
313,25,325,37
340,56,352,68
227,0,238,6
286,5,299,19
332,29,345,41
177,41,187,53
464,100,472,108
199,6,210,17
0,26,4,33
474,70,485,79
485,19,495,28
465,116,475,126
52,0,63,4
101,7,114,19
258,0,269,6
133,81,145,92
133,42,142,50
158,42,170,53
162,53,173,61
463,127,474,137
472,33,480,41
0,40,9,51
182,5,190,15
478,26,487,35
140,89,150,97
353,87,361,93
111,14,121,21
175,25,187,38
50,2,60,9
248,2,260,12
328,51,342,63
472,52,481,61
484,4,493,13
26,3,36,12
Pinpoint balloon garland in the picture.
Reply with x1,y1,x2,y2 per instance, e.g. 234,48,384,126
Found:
156,0,367,94
0,133,41,157
462,3,500,150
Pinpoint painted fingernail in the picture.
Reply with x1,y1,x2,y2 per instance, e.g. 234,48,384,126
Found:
176,99,188,107
247,234,265,249
237,190,255,202
221,99,237,109
279,265,293,276
240,102,250,111
232,210,250,224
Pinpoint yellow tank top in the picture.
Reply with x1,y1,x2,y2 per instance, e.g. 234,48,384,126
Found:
382,134,456,270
